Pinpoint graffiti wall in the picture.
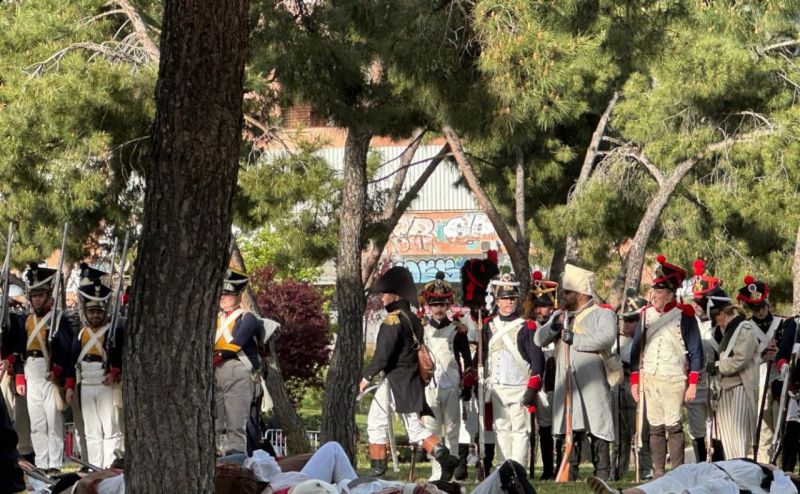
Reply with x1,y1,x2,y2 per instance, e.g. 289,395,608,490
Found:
383,211,504,283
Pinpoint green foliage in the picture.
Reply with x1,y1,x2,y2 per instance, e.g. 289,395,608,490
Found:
0,0,156,263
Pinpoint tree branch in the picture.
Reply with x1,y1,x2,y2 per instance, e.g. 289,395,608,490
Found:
604,138,665,186
25,42,141,77
107,0,160,60
379,128,426,221
761,39,800,53
573,90,620,197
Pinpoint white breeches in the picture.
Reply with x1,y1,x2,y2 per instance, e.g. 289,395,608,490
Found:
366,380,432,445
25,357,64,469
491,383,530,465
424,386,461,480
80,362,122,468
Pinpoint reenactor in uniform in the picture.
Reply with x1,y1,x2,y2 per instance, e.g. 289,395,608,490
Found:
534,264,616,481
686,259,723,462
361,266,459,480
419,271,474,481
213,268,261,455
480,272,545,468
776,314,800,470
63,265,123,468
736,275,784,463
459,251,500,473
15,263,73,474
523,270,558,480
706,296,760,460
615,293,652,479
630,255,703,477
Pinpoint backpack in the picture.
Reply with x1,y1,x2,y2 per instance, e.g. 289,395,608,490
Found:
498,460,537,494
399,311,436,385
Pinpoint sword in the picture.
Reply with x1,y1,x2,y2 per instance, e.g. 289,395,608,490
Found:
69,455,103,472
356,383,380,401
384,378,400,473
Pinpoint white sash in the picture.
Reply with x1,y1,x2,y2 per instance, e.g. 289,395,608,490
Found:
489,318,529,373
215,308,244,344
26,315,50,361
644,307,682,341
721,321,747,360
755,317,782,353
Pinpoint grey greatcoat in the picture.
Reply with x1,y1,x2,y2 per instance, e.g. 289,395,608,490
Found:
534,302,616,441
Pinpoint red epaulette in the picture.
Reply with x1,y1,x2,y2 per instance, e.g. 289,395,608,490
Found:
482,315,495,325
598,303,615,311
678,303,695,317
526,320,537,330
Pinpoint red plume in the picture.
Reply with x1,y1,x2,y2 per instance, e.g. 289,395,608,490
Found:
744,275,756,285
656,254,666,264
693,259,705,276
532,271,543,281
487,250,498,265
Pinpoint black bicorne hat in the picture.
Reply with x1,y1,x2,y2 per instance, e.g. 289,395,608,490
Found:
370,266,418,307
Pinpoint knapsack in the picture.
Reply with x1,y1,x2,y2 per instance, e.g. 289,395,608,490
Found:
399,311,436,385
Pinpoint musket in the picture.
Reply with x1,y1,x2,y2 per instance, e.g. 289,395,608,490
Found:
707,376,717,463
769,317,800,464
108,231,130,347
1,223,15,345
555,310,573,483
612,326,621,480
47,223,69,342
407,444,418,482
754,329,780,460
18,458,57,486
106,237,118,318
475,307,486,481
384,375,400,473
68,455,103,472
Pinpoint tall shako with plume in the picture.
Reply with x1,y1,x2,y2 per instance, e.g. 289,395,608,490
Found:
737,275,770,309
691,258,731,319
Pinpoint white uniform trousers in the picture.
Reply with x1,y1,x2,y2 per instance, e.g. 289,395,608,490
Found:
79,362,122,468
366,380,432,445
424,386,461,480
25,357,64,469
491,383,530,465
718,384,756,460
214,359,255,454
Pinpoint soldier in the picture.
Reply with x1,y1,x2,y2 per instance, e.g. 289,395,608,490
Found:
63,265,123,468
706,299,760,460
459,251,500,473
630,255,703,477
736,275,784,463
615,293,652,479
534,264,616,481
15,263,73,474
361,266,459,480
479,272,545,469
523,270,558,480
776,314,800,470
419,271,474,481
213,268,260,455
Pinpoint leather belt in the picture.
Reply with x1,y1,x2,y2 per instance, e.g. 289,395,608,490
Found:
27,350,45,358
82,355,104,363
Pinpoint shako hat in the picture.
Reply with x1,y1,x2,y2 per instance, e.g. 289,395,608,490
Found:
651,255,686,292
222,267,249,295
24,262,57,295
420,271,455,306
737,275,769,308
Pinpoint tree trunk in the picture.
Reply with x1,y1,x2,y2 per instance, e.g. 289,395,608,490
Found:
514,147,530,296
230,242,310,454
548,243,567,283
321,126,372,463
124,0,249,491
443,126,530,284
794,224,800,315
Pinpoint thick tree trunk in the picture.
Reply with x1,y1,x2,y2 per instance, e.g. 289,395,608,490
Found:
794,225,800,315
321,126,372,463
443,126,530,284
230,242,310,453
514,148,530,296
124,0,249,491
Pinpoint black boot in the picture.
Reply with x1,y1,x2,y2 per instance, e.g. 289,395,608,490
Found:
667,425,685,469
590,435,611,481
693,437,707,463
370,459,387,477
539,426,555,480
783,422,800,472
649,425,667,478
430,442,459,481
368,444,387,477
711,439,726,462
453,443,469,480
484,443,495,474
569,432,585,481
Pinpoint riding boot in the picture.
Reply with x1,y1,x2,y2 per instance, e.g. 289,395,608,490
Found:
693,436,707,463
590,435,611,481
649,425,667,478
484,442,495,474
783,421,800,472
368,443,387,477
539,426,555,480
667,424,685,469
423,436,459,481
453,443,469,481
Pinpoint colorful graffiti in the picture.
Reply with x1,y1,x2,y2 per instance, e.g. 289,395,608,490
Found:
386,212,497,256
391,257,468,284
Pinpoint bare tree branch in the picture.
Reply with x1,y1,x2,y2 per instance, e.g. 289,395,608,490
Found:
761,39,800,53
573,90,620,198
377,129,426,221
603,139,665,186
107,0,161,60
25,42,141,77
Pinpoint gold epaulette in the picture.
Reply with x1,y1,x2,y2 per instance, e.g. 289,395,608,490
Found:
384,311,401,326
